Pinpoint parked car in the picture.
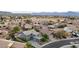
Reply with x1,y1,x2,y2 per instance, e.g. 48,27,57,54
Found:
72,32,79,37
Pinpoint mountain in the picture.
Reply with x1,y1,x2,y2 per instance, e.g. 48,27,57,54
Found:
0,11,31,16
0,11,79,16
0,11,12,16
32,11,79,16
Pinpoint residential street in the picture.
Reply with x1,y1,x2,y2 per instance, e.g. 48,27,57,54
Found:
42,38,79,48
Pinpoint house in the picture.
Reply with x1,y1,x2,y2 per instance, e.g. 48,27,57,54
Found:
0,21,8,29
64,27,76,33
16,29,42,42
48,25,55,29
23,24,32,30
33,24,42,29
47,23,64,29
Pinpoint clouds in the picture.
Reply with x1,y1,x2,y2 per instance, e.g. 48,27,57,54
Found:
0,0,79,12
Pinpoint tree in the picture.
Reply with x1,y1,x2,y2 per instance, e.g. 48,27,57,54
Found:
26,19,32,24
41,37,47,42
43,34,49,39
9,33,16,41
41,34,49,42
69,17,75,20
0,17,3,21
7,26,20,41
12,26,20,34
48,20,54,25
57,19,60,23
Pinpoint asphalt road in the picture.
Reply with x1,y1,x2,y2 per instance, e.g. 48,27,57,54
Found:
42,39,79,48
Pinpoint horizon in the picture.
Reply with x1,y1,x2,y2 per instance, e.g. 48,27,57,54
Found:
1,11,79,13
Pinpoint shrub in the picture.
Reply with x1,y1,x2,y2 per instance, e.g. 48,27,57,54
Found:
53,30,69,39
41,34,49,42
57,24,67,28
26,19,32,24
35,28,40,32
42,34,49,39
71,45,77,48
41,37,48,42
24,42,34,48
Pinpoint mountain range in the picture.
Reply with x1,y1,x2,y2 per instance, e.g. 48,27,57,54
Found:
32,11,79,16
0,11,79,16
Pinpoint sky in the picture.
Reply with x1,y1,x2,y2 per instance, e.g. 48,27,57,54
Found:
0,0,79,13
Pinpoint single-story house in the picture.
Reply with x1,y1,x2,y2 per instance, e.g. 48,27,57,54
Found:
48,25,55,29
15,29,42,41
23,24,32,30
33,24,42,29
64,27,76,33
